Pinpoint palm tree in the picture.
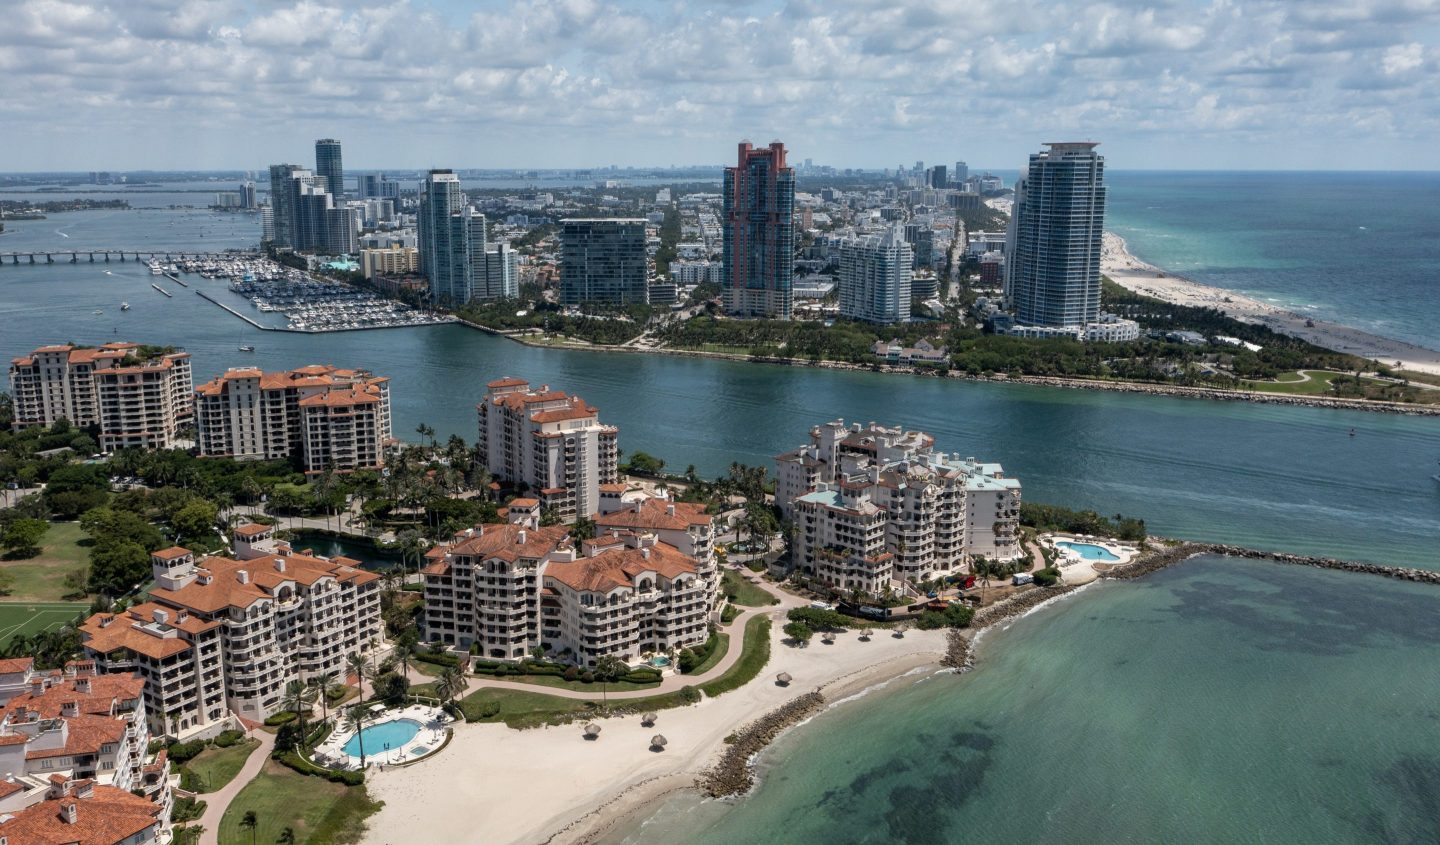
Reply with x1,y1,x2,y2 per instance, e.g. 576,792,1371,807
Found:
593,655,627,710
435,665,468,711
341,705,370,767
307,674,332,725
415,423,435,449
277,827,296,845
282,679,315,740
394,644,415,679
240,810,258,845
347,653,373,701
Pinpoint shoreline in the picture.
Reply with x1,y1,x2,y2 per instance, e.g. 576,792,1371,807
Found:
510,540,1440,845
1102,231,1440,376
455,320,1440,416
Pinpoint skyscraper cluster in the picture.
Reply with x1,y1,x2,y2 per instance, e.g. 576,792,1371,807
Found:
264,138,356,255
722,141,795,319
418,169,518,306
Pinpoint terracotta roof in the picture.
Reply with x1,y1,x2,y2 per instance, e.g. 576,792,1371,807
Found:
24,715,126,760
78,615,193,661
545,542,696,593
0,657,35,674
509,497,540,508
530,404,598,424
487,377,529,389
594,498,711,531
0,783,161,845
233,523,272,538
2,672,143,721
599,483,631,493
440,523,570,565
150,546,191,561
299,388,381,407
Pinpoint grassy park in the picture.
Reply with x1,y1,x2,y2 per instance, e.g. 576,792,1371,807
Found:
218,761,381,845
0,601,88,648
182,739,260,793
0,521,90,602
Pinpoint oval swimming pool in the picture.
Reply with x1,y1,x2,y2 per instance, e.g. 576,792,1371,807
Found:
1056,541,1121,562
342,718,421,757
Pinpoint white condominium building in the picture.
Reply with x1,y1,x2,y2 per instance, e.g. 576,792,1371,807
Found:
477,378,620,524
776,420,1022,596
79,525,383,733
422,502,710,666
594,485,721,617
838,225,913,325
0,660,171,822
194,364,392,473
8,342,194,450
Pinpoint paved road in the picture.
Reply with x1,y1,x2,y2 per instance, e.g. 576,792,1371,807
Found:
196,729,275,845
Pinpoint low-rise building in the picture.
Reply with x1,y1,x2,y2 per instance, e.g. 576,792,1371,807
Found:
477,378,619,523
195,365,392,473
776,420,1021,597
871,339,948,365
0,776,168,845
421,502,711,666
8,343,193,450
360,246,419,279
79,526,383,733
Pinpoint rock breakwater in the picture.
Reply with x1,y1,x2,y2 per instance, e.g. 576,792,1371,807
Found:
1102,541,1440,584
698,692,826,798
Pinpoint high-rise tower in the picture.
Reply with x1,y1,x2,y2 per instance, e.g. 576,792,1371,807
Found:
418,169,487,306
722,141,795,319
839,225,913,324
1004,142,1106,328
315,138,344,199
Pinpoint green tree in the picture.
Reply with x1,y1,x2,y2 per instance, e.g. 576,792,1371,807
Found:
240,809,258,845
281,679,315,741
783,621,814,646
171,499,218,545
347,653,373,701
593,654,627,709
341,705,370,767
277,827,296,845
87,540,149,596
373,671,410,706
309,670,338,723
435,665,469,712
1,517,47,558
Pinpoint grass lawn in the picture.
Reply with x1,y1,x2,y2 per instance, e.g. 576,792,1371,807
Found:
182,739,259,793
218,760,381,845
455,616,772,729
1240,370,1347,394
0,601,89,648
501,672,660,693
0,521,89,602
688,631,731,675
722,569,778,607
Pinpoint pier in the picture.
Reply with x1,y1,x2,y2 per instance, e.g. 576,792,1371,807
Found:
0,250,259,266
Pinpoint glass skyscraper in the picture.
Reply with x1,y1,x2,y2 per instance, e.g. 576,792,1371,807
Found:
722,141,795,320
315,138,344,199
1004,142,1106,328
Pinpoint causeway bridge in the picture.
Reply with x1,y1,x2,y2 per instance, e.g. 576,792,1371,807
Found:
0,250,260,265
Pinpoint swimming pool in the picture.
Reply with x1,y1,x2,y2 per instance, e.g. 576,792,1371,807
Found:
342,718,421,758
1056,541,1121,562
649,656,672,668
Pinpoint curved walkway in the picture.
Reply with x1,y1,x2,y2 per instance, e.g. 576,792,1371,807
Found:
196,729,275,845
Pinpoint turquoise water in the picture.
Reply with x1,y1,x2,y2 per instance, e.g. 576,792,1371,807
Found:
1106,171,1440,350
650,656,673,667
342,718,420,757
606,556,1440,844
282,531,405,570
1056,541,1120,561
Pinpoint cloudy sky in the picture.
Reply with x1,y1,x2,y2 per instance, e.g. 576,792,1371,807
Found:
3,0,1439,172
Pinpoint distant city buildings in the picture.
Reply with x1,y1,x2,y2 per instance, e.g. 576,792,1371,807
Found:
418,169,513,305
361,246,419,279
358,173,400,200
776,420,1022,596
1002,141,1138,342
839,225,912,324
8,342,194,451
477,377,619,524
723,141,795,319
903,221,934,269
266,163,356,255
314,138,344,199
560,218,648,306
194,364,392,473
239,180,257,209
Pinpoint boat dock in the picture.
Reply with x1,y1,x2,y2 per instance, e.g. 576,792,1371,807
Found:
151,283,172,297
195,290,271,329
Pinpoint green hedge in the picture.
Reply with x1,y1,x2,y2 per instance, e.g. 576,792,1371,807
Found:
167,740,206,763
213,729,246,748
273,750,364,786
700,617,771,698
263,710,297,726
415,650,460,668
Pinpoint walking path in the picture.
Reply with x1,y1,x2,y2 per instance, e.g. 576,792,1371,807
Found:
196,729,275,845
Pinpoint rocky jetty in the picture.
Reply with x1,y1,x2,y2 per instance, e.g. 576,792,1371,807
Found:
698,692,826,798
940,629,972,671
1102,541,1440,585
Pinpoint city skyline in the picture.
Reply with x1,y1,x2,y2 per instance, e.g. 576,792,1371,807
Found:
4,1,1440,172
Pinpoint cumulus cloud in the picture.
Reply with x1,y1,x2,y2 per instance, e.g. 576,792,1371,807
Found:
0,0,1438,168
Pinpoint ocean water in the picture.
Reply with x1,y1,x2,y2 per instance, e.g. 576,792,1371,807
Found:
1,252,1438,568
605,556,1440,845
1105,171,1440,350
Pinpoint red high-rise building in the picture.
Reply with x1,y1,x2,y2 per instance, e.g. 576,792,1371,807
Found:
722,141,796,319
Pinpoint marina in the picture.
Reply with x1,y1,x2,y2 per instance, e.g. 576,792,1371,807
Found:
224,270,452,332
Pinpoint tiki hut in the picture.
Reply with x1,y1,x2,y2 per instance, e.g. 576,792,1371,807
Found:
583,723,602,739
641,713,658,727
776,672,793,687
650,735,668,751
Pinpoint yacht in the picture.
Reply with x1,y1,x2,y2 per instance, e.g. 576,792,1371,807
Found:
238,344,256,353
120,302,130,311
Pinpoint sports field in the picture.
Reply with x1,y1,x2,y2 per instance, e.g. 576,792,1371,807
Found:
0,602,87,648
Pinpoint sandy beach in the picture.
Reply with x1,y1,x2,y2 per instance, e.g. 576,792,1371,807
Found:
1102,232,1440,376
361,615,949,845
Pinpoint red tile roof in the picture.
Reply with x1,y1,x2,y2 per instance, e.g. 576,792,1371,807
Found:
0,783,161,845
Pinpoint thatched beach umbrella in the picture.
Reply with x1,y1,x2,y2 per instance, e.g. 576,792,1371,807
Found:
641,712,658,727
650,734,668,751
584,723,602,739
776,672,792,687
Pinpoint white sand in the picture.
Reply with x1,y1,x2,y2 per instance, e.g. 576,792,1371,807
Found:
361,621,947,845
1103,232,1440,376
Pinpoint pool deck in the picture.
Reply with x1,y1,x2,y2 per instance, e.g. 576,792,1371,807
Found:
312,704,453,770
1039,534,1140,584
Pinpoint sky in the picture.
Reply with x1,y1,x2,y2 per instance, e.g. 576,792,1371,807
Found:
2,0,1439,172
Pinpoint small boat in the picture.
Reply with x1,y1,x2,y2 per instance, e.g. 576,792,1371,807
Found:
120,302,130,311
92,309,103,315
238,345,256,352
